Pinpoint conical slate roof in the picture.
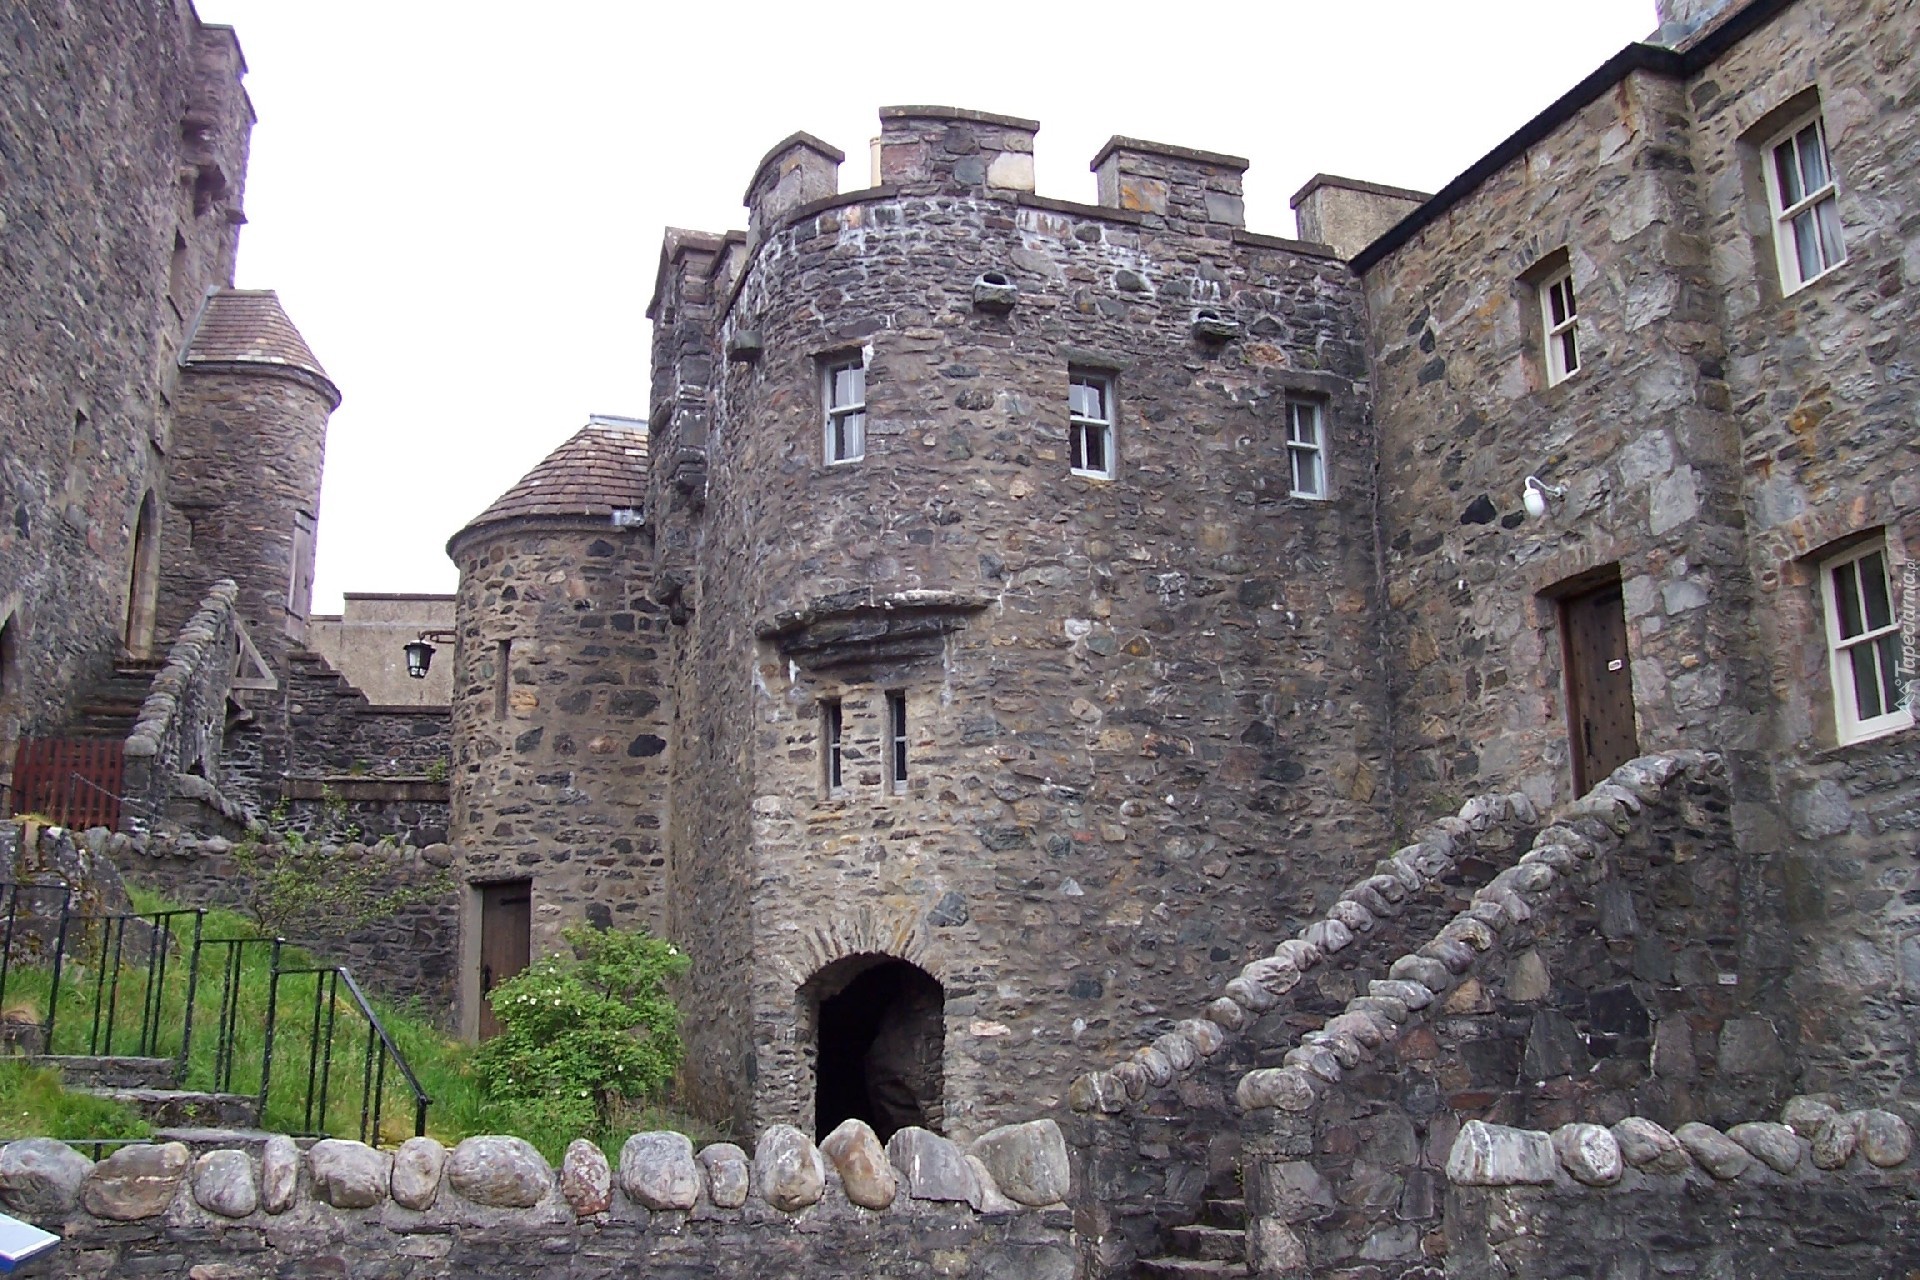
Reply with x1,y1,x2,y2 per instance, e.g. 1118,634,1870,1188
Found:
453,417,649,547
183,289,334,392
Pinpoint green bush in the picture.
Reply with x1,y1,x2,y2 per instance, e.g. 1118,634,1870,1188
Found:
474,925,688,1136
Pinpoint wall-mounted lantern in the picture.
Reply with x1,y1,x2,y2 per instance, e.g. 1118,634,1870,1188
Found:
404,629,458,680
1522,474,1568,520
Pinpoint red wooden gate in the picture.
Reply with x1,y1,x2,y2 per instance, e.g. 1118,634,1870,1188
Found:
6,738,125,830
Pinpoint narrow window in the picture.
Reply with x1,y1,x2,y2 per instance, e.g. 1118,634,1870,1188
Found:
1540,267,1580,386
886,691,908,793
823,359,866,464
288,511,317,616
1819,538,1911,744
1764,113,1845,292
1285,399,1327,499
822,699,845,793
0,614,18,702
1069,372,1114,479
493,639,511,720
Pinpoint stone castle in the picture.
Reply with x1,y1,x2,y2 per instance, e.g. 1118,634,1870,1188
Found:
3,0,1918,1273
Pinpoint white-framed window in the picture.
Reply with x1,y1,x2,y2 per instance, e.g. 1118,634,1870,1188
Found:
1285,398,1327,499
886,690,908,794
1540,266,1580,386
1819,538,1911,744
1763,113,1845,293
823,358,866,464
822,698,845,793
1068,372,1114,479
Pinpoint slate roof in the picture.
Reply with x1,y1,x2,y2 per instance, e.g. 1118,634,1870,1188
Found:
183,289,332,383
456,418,650,542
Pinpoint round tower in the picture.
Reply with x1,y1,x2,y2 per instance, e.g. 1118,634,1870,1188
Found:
167,289,339,667
444,415,667,1040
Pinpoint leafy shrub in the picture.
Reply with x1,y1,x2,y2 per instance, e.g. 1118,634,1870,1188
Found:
231,810,447,945
474,925,688,1136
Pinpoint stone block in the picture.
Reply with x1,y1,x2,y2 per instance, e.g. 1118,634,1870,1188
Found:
0,1139,91,1222
447,1135,549,1208
886,1126,976,1203
1552,1123,1623,1186
561,1139,612,1215
620,1131,699,1211
754,1125,825,1211
192,1149,258,1218
390,1136,446,1211
821,1119,896,1209
1612,1117,1692,1174
1446,1121,1558,1186
698,1143,750,1209
1675,1123,1751,1179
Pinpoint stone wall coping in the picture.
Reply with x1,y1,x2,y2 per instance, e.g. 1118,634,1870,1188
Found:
1287,172,1433,210
446,510,648,563
1014,191,1146,227
0,1121,1074,1229
1447,1104,1915,1190
1230,751,1726,1120
178,359,342,411
879,104,1041,132
1230,228,1341,260
753,589,993,641
1066,771,1565,1117
1089,135,1249,174
741,130,847,207
125,580,240,760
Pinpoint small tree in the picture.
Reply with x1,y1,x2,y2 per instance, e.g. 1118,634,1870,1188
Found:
474,924,688,1135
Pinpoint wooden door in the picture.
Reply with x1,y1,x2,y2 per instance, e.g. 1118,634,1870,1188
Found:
1562,583,1639,795
477,880,532,1040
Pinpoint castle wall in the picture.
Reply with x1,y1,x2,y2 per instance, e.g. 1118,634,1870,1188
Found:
668,117,1394,1139
448,522,671,1028
1684,0,1920,1103
1363,0,1918,1110
0,2,242,750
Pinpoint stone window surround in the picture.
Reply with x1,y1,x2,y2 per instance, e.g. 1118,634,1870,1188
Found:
885,689,908,794
1758,104,1846,295
820,351,867,466
1815,532,1912,747
821,696,845,795
1067,368,1116,480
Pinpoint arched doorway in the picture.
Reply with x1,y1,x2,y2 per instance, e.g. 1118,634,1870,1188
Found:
124,492,161,659
806,954,944,1142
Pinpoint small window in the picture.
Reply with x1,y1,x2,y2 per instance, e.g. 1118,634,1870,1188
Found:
1819,538,1911,744
1764,113,1845,293
493,639,512,720
1285,399,1327,499
822,698,845,793
823,359,866,464
0,613,19,702
886,691,908,793
1540,266,1580,386
1069,372,1114,479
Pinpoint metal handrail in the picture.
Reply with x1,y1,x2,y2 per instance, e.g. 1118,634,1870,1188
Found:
265,962,430,1145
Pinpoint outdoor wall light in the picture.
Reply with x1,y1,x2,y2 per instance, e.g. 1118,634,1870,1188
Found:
404,629,457,679
1523,475,1568,520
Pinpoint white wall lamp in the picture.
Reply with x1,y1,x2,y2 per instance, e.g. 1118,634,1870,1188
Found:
1523,475,1567,520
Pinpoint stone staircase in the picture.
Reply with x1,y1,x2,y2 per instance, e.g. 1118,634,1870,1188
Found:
30,1053,263,1146
68,660,165,737
1136,1196,1248,1277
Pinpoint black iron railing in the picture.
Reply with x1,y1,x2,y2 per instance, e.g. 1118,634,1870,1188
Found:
265,964,430,1145
0,880,430,1146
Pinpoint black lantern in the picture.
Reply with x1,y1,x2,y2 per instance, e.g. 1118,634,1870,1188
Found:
403,640,435,679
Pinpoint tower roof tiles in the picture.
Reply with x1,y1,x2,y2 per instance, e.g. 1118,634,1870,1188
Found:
183,288,332,385
452,417,650,549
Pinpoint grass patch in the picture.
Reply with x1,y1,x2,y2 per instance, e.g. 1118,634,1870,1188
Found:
0,891,717,1162
0,1059,149,1142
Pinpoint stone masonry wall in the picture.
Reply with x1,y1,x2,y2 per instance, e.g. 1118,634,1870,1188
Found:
449,522,672,973
117,826,458,1017
0,1,243,753
1687,0,1920,1108
663,111,1393,1140
0,1121,1073,1280
1365,68,1764,828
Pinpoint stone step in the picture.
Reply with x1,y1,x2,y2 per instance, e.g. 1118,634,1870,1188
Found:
90,1088,260,1129
151,1128,317,1155
1166,1224,1245,1261
1135,1259,1247,1279
1203,1197,1246,1229
31,1054,177,1090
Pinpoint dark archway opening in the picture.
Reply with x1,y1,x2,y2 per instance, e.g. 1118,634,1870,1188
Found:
124,492,160,659
811,956,943,1142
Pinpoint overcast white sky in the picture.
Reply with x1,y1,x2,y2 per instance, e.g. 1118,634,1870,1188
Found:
197,0,1660,611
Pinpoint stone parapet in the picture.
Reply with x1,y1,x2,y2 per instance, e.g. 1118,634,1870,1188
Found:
0,1123,1073,1278
1092,135,1248,237
122,580,249,828
744,132,844,248
877,104,1038,195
